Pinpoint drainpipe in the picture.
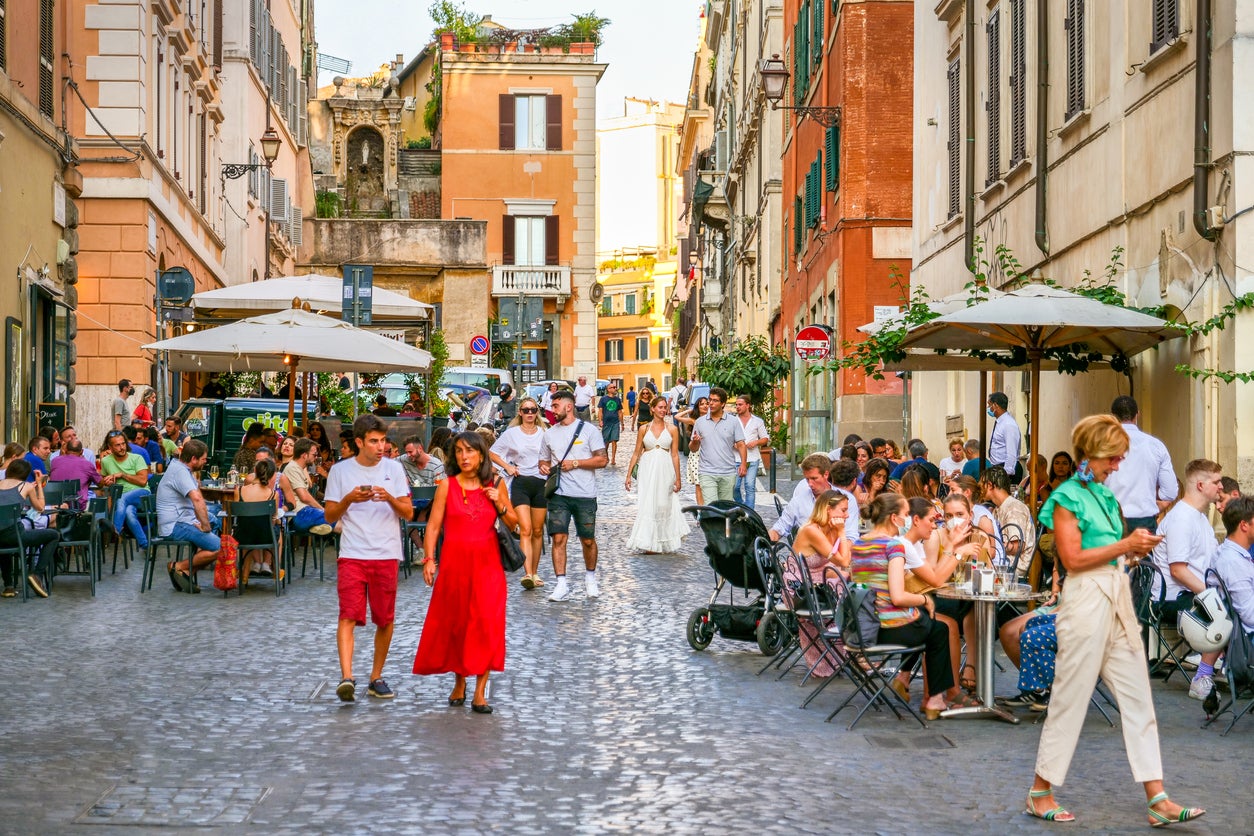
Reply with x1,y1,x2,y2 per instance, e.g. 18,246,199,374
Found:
1034,0,1049,256
964,0,976,270
1193,0,1216,241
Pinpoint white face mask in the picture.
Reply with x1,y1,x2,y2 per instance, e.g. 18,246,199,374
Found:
897,515,912,537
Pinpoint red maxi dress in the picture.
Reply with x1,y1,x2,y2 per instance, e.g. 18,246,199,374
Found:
413,478,507,676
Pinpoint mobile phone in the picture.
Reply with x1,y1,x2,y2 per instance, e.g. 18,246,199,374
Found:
359,484,373,493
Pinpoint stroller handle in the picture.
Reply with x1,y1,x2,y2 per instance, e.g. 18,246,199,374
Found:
682,503,747,538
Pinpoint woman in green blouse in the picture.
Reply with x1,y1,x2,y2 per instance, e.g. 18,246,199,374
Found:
1025,414,1204,827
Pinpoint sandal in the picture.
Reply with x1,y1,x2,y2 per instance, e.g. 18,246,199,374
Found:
947,692,982,709
1025,789,1076,823
960,663,977,694
1147,792,1204,828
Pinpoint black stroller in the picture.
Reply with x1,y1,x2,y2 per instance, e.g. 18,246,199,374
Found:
682,501,787,656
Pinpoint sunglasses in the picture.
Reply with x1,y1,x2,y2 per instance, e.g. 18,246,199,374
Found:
106,431,125,439
520,407,539,414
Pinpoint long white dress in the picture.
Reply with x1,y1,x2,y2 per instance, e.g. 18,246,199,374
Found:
627,427,691,553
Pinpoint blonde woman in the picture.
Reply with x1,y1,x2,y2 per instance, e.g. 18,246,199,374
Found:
489,397,548,589
1026,414,1203,827
788,490,851,677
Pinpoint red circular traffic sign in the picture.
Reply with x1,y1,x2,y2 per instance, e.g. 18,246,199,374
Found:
470,335,490,355
794,325,831,360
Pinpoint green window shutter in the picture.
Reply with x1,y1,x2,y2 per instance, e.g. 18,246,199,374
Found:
794,197,804,252
825,124,840,191
813,0,824,63
792,19,802,106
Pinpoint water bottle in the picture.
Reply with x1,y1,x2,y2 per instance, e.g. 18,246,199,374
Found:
226,465,239,488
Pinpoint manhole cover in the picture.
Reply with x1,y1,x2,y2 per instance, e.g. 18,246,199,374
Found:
864,733,955,750
76,785,270,826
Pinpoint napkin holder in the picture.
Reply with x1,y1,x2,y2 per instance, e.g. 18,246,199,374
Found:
973,567,996,595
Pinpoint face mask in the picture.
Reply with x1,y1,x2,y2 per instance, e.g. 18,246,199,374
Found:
897,516,912,537
986,407,996,418
1077,459,1095,483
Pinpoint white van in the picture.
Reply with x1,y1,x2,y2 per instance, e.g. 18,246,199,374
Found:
443,366,515,393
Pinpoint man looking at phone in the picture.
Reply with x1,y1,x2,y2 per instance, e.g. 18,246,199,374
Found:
324,415,412,703
1149,458,1223,699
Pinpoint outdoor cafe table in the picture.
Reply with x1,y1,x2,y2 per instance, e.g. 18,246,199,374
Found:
935,581,1048,724
200,483,238,534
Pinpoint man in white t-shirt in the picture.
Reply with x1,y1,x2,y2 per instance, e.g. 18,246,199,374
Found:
540,390,607,602
573,375,597,421
324,415,413,703
938,438,966,479
732,395,769,511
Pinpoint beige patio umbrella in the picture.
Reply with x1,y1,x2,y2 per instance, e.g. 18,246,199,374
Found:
144,306,431,430
896,284,1185,509
191,273,433,320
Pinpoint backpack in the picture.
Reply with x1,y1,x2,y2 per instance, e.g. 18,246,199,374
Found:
1228,623,1254,695
214,534,239,593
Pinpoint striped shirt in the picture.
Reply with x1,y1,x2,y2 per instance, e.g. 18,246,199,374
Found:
850,537,918,628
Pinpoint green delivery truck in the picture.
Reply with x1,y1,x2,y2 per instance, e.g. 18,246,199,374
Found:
174,398,329,457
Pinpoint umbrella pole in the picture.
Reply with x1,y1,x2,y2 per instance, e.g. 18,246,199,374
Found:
978,372,988,477
287,361,298,434
1028,355,1043,592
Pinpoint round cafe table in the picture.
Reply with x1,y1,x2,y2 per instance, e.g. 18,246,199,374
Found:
934,581,1048,724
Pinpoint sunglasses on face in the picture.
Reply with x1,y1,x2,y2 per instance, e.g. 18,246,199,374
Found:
520,407,539,414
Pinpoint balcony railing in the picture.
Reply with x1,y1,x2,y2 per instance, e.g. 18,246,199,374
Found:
492,265,571,297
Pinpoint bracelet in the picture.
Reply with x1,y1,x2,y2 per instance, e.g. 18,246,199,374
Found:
421,557,435,564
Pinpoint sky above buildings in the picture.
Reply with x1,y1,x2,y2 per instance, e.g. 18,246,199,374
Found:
316,1,701,120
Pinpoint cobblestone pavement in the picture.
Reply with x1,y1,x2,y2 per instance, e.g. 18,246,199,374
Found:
0,425,1248,834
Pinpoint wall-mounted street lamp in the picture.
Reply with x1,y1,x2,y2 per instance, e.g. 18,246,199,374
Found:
758,55,842,127
221,125,283,281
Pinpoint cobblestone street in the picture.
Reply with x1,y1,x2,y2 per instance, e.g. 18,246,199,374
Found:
0,426,1248,834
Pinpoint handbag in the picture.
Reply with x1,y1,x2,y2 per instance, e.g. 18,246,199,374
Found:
214,534,239,593
840,583,881,648
544,420,584,499
491,479,525,573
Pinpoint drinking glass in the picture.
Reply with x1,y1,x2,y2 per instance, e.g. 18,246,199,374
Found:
209,465,219,481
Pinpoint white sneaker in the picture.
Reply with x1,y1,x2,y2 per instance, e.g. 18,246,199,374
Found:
1188,674,1214,700
547,582,570,602
585,574,599,599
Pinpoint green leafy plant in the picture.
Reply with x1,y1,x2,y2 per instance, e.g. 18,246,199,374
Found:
696,336,791,452
314,190,341,219
423,329,451,417
568,12,611,45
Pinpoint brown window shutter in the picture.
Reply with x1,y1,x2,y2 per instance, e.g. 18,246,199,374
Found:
213,0,224,68
499,94,515,150
502,216,515,264
545,215,559,265
546,94,562,150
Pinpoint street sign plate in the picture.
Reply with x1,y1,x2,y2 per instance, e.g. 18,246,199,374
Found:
795,325,832,361
470,354,488,368
470,335,489,355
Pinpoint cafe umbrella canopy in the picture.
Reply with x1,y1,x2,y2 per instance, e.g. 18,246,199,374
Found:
190,273,433,321
895,283,1186,508
143,306,432,429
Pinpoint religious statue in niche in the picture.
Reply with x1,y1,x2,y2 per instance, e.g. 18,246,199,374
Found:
344,127,388,216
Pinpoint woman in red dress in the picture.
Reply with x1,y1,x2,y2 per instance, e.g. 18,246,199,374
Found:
413,431,518,714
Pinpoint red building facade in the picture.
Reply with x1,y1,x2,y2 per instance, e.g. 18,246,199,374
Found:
776,0,914,452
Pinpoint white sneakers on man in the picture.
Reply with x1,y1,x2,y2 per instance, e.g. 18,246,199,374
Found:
548,579,571,602
585,572,599,599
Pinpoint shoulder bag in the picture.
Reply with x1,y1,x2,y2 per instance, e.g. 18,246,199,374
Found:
493,481,526,573
544,420,584,499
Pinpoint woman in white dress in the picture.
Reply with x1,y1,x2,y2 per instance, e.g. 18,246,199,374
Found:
624,397,690,553
489,397,549,590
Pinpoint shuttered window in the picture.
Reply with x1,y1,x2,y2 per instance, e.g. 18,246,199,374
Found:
1064,0,1085,120
546,94,562,150
499,94,560,151
947,58,961,218
213,0,223,68
1009,0,1027,166
825,124,840,191
39,0,55,117
545,215,559,265
986,8,1002,185
197,114,207,214
793,197,803,254
0,0,7,74
1150,0,1178,53
605,340,624,362
793,2,810,105
812,0,823,64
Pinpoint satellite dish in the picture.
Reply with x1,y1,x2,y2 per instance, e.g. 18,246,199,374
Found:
589,282,605,303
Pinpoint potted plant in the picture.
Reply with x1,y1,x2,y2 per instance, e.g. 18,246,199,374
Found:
422,328,451,426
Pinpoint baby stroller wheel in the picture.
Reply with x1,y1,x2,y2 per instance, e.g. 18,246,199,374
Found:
756,611,786,656
686,607,715,651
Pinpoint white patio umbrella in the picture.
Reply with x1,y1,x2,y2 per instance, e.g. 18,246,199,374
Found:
191,273,433,320
145,307,432,427
897,284,1185,508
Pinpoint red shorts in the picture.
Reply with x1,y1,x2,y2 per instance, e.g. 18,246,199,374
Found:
337,558,398,627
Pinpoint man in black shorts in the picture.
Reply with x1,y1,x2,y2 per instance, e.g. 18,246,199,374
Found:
539,390,607,602
599,382,624,466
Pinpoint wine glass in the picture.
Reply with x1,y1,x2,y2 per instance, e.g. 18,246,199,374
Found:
209,465,219,482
